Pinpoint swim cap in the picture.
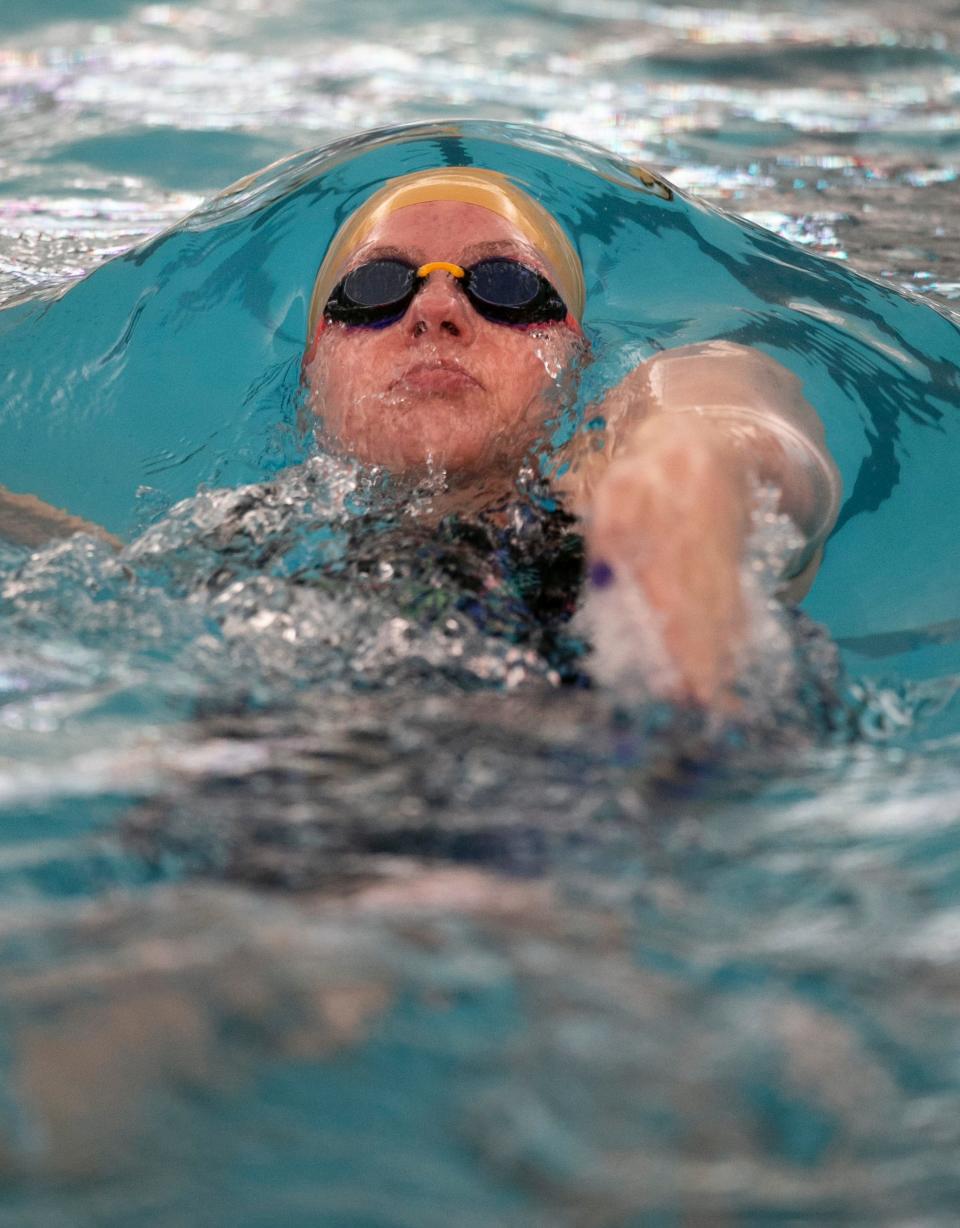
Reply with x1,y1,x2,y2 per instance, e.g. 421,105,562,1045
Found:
306,168,586,343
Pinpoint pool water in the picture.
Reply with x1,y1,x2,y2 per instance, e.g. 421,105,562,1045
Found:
2,2,960,1224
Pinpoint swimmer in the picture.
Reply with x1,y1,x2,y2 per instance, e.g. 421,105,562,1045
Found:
300,168,841,708
0,166,841,712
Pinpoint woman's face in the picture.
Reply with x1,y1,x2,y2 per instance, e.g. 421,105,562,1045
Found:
302,200,581,479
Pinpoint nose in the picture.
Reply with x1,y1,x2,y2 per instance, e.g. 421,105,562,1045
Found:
405,270,475,341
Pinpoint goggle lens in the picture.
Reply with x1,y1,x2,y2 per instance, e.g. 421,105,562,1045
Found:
341,259,413,311
468,258,541,309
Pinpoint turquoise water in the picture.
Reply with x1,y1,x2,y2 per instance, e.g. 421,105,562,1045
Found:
2,2,960,1224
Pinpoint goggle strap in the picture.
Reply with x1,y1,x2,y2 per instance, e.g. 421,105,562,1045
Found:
303,317,328,367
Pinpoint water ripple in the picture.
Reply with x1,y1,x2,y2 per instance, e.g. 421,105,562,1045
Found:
1,0,959,307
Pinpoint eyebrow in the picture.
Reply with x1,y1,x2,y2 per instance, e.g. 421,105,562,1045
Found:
457,239,530,262
348,243,420,266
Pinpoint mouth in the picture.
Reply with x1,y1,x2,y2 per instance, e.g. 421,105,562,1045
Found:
390,361,483,396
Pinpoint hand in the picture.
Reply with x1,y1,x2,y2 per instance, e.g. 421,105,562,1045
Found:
583,415,752,710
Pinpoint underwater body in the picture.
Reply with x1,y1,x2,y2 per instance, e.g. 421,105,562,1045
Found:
3,2,960,1224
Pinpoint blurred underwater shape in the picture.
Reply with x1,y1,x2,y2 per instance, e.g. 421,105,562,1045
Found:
3,715,960,1221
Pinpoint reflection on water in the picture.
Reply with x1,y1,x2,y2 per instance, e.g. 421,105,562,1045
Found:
2,1,960,1224
3,0,960,302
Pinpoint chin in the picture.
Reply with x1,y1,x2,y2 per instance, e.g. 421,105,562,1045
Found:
369,411,503,475
319,396,540,478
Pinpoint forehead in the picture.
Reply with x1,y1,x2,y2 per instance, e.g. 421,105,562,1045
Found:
351,199,540,265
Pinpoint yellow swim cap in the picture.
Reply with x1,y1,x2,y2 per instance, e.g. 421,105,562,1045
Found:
306,168,586,343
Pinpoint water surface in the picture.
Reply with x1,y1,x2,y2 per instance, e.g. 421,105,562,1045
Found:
2,3,960,1224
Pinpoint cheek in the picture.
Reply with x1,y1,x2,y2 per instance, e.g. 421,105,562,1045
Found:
305,335,377,422
494,330,577,406
304,334,421,465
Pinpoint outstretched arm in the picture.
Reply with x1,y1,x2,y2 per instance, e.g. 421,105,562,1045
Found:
557,341,841,707
0,486,121,550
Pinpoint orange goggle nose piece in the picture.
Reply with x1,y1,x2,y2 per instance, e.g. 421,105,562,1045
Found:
416,261,465,279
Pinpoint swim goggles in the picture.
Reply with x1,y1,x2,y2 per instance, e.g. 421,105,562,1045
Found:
323,257,570,329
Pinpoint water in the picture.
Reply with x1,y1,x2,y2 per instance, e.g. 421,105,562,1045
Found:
2,2,960,1223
